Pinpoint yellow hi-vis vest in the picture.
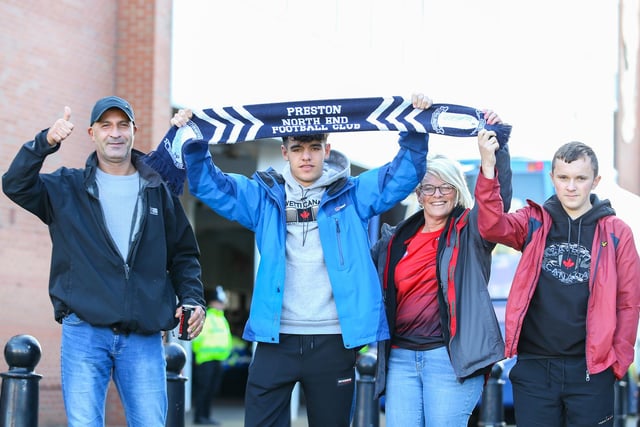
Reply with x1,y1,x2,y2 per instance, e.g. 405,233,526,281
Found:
192,307,232,365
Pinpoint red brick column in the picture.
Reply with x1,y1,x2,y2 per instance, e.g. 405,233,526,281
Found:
116,0,173,154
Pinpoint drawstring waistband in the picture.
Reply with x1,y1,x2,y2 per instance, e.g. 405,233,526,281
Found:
298,335,316,355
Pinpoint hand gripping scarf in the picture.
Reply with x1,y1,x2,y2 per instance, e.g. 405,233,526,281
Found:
142,96,512,195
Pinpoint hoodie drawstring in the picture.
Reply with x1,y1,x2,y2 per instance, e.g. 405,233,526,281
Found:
299,335,316,355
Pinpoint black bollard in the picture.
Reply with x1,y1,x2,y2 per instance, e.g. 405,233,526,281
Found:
165,342,187,427
614,375,628,427
353,351,379,427
479,361,506,427
0,335,42,427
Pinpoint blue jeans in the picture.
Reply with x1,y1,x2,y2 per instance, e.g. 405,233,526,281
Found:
61,313,167,427
385,346,483,427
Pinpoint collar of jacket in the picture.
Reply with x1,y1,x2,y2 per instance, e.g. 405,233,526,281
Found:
386,205,469,292
256,169,349,196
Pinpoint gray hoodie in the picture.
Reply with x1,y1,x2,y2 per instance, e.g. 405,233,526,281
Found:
279,150,350,335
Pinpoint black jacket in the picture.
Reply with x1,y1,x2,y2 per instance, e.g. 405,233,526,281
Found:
2,130,204,334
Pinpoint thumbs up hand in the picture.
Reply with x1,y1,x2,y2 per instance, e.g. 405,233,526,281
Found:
46,106,74,146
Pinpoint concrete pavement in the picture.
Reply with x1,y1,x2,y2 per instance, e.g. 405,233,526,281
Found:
183,397,309,427
183,397,638,427
183,397,387,427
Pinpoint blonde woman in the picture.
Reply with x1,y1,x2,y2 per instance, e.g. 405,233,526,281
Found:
372,111,511,426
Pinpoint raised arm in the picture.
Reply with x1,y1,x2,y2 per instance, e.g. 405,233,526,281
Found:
478,111,512,213
354,93,432,216
2,107,75,223
475,127,528,250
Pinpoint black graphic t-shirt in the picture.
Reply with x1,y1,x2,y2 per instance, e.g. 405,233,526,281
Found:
518,199,603,357
518,241,591,356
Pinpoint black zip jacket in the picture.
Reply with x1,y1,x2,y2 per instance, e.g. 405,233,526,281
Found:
2,130,204,334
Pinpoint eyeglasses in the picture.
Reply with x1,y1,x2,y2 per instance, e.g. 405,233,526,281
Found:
418,184,456,196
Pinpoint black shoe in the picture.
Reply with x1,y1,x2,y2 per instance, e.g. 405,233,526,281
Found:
194,417,220,425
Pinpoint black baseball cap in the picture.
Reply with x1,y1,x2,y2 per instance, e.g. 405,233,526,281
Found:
90,96,135,125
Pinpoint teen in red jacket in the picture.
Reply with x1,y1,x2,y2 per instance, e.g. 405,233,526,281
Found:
474,136,640,427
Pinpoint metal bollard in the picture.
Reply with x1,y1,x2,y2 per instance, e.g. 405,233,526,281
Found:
0,335,42,427
479,362,506,427
165,342,187,427
353,351,379,427
614,375,628,427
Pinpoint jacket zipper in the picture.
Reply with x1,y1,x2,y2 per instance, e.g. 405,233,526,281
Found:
334,218,344,266
584,237,600,382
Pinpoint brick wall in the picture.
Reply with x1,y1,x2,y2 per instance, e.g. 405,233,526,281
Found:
117,0,173,154
0,1,172,425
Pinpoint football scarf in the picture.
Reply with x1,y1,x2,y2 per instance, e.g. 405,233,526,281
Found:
143,96,512,195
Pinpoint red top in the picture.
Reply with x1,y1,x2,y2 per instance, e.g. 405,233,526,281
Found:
394,229,443,345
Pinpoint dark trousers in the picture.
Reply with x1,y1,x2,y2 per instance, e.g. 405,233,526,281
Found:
192,359,224,420
509,357,616,427
244,334,357,427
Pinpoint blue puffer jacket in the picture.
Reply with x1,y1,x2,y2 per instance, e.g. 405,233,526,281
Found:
183,132,429,348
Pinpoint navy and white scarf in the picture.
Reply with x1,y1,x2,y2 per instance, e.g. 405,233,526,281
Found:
143,96,512,195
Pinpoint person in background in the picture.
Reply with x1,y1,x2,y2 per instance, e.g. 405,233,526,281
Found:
475,139,640,426
170,93,432,427
191,285,233,425
2,96,206,427
371,110,510,426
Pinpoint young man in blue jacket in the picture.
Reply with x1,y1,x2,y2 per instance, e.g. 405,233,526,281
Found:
170,93,432,427
2,96,206,427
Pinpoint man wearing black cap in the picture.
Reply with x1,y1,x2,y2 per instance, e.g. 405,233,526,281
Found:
2,96,206,426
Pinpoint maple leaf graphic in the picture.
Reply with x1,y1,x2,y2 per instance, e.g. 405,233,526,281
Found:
300,210,310,220
562,258,575,268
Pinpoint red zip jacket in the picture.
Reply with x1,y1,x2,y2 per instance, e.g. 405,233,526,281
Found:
475,172,640,379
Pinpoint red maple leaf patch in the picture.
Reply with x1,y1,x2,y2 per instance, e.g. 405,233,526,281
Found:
300,210,310,220
562,258,575,268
